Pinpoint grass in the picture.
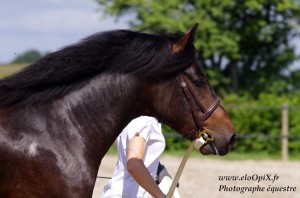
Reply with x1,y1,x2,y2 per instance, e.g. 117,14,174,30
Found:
0,64,27,79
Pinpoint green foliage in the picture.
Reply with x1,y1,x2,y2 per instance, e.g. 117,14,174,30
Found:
223,92,300,157
161,93,300,158
96,0,300,97
162,124,189,152
11,49,42,64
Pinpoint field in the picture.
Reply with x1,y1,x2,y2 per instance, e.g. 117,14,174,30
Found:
93,155,300,198
0,64,26,79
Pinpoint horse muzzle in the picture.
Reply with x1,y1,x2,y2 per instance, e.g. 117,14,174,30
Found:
196,129,236,156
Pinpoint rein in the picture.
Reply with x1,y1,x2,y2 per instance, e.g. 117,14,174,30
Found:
166,74,220,198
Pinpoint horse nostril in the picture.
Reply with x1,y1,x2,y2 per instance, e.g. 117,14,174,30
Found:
229,134,236,145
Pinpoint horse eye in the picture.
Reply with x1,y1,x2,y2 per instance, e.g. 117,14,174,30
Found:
193,80,206,88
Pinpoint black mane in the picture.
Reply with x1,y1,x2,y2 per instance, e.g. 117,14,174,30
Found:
0,30,196,107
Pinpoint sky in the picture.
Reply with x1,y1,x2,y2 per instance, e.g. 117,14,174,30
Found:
0,0,130,63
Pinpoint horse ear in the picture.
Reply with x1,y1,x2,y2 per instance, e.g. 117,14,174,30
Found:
172,23,199,53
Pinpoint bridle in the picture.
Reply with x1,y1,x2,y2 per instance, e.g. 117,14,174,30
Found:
166,75,221,198
178,74,220,153
160,73,221,151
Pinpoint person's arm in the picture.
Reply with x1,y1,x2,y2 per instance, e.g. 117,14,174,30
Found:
127,134,165,198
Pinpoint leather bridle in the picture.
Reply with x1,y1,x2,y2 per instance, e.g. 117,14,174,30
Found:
179,74,220,147
166,75,221,197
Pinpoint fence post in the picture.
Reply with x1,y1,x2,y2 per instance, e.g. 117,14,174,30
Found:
281,103,288,161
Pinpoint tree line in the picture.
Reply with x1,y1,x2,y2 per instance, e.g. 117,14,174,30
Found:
8,50,43,65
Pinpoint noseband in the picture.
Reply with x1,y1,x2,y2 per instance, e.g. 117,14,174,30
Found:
179,74,220,149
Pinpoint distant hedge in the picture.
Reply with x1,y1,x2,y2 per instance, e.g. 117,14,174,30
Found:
162,92,300,158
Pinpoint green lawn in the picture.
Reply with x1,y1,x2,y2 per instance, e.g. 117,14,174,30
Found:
0,64,27,79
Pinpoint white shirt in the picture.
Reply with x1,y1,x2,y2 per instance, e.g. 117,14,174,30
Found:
103,116,166,198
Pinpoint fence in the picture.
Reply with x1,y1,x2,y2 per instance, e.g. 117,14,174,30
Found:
163,103,300,161
226,103,300,161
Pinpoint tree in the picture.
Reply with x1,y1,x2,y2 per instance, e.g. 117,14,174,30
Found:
11,49,42,64
97,0,300,97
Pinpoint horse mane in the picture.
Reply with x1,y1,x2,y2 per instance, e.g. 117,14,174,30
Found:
0,30,196,107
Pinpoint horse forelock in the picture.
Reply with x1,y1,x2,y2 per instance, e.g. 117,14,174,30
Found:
0,29,196,107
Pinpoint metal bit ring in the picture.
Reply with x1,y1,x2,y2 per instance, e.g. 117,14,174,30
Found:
198,127,214,144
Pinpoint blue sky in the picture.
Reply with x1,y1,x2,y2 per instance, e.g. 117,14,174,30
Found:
0,0,129,63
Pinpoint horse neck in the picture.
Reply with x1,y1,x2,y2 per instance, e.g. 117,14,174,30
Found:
56,73,143,164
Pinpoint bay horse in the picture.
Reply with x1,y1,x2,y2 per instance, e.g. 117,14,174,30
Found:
0,24,235,197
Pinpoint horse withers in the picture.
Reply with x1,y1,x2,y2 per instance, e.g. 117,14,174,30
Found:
0,24,235,197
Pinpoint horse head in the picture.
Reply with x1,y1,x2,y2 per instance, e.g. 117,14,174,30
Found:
143,24,236,155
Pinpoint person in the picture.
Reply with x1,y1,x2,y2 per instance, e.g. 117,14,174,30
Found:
103,116,179,198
